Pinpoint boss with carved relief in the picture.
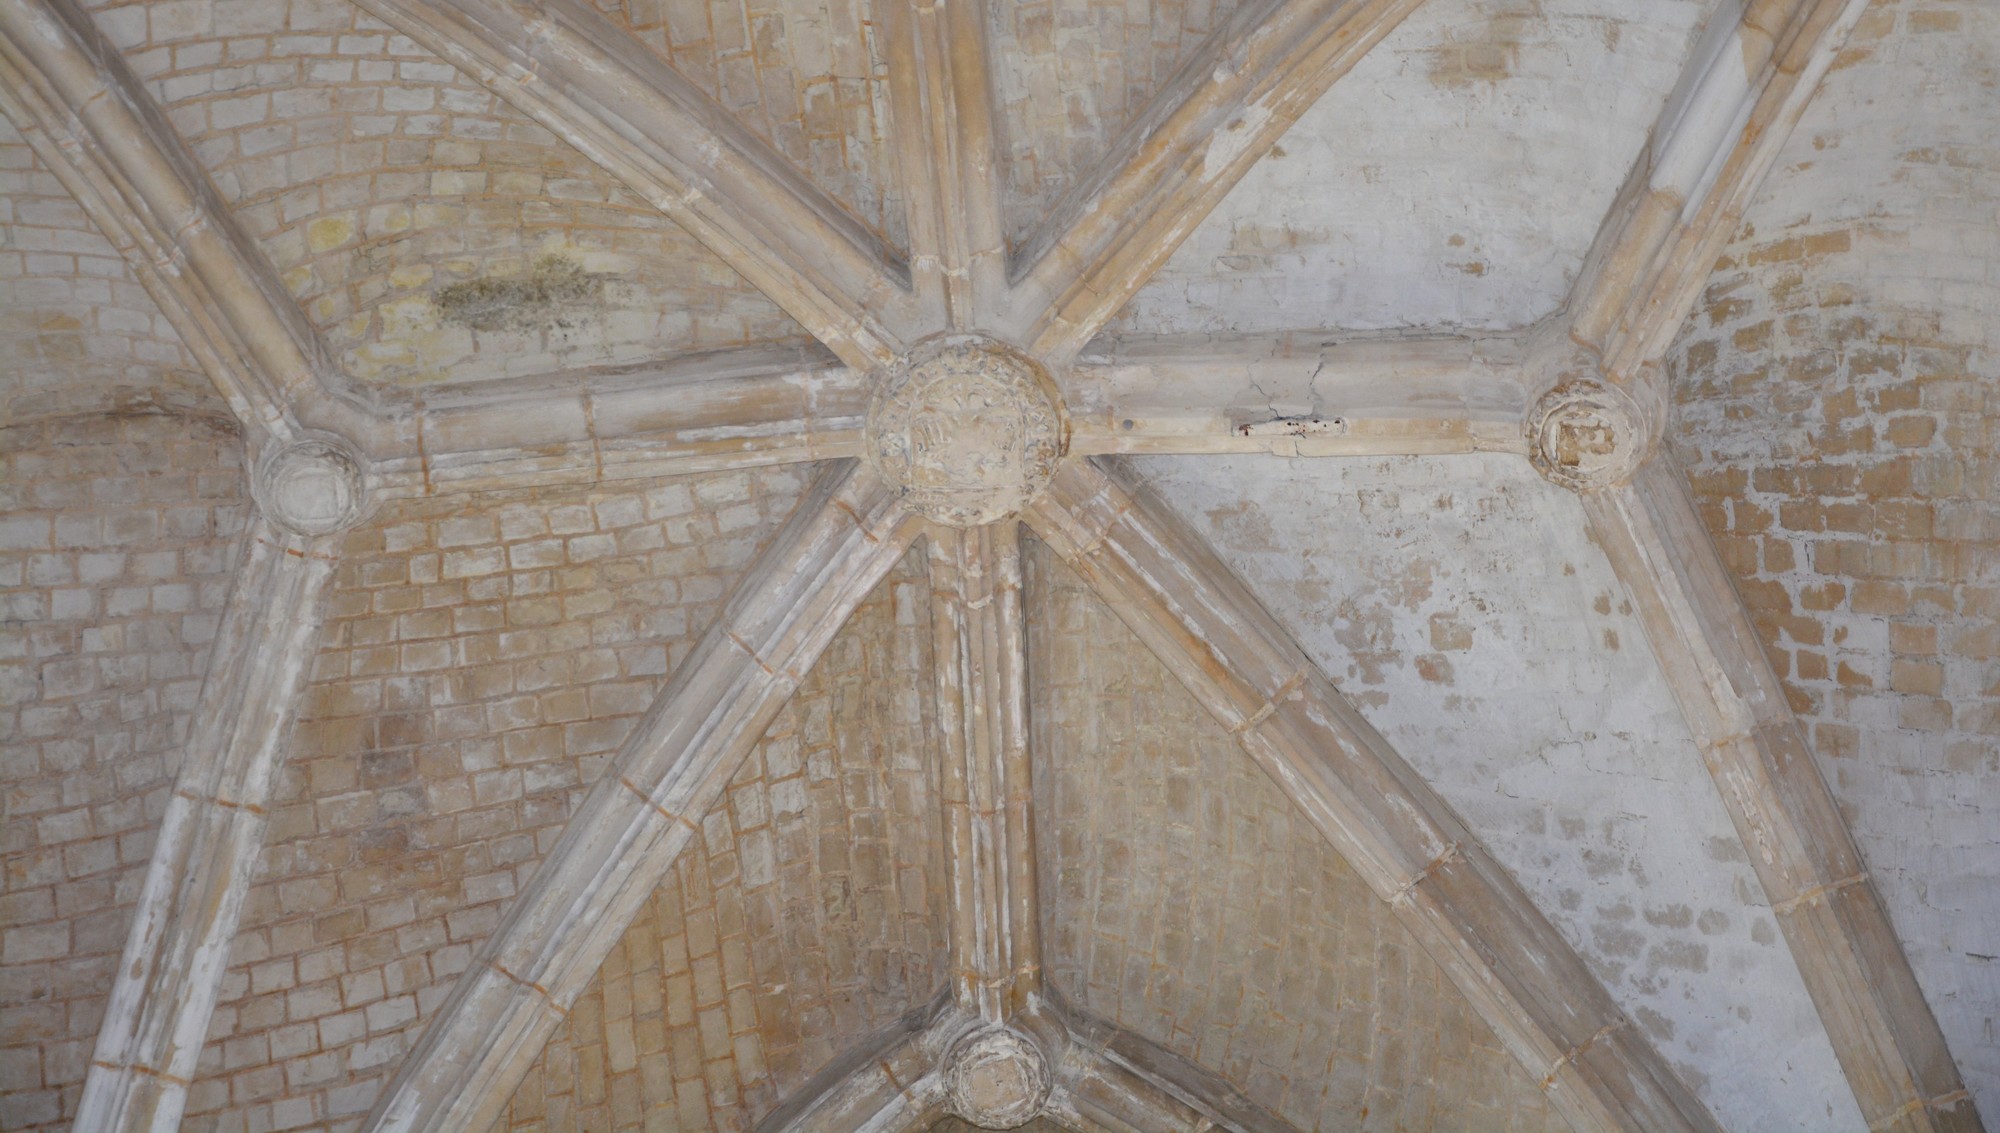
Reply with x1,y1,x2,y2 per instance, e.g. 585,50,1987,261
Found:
864,336,1068,527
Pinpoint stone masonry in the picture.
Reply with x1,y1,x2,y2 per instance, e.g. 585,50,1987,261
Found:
1669,0,2000,1117
1027,538,1561,1133
487,553,945,1133
0,410,251,1131
173,465,816,1133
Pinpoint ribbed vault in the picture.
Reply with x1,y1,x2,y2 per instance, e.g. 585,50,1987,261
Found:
0,0,1991,1130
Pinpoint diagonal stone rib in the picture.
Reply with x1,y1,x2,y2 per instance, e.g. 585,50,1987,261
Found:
1581,460,1980,1133
1563,0,1873,388
1052,1006,1300,1133
752,995,952,1133
883,0,1009,330
1023,459,1725,1133
0,0,354,442
927,522,1043,1024
347,0,918,372
359,462,921,1133
0,0,866,468
74,522,342,1133
1545,1,1982,1126
994,0,1425,365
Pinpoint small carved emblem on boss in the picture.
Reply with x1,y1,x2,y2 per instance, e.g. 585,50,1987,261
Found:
864,336,1068,527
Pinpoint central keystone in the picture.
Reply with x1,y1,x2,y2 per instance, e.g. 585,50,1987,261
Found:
942,1026,1052,1129
863,335,1067,527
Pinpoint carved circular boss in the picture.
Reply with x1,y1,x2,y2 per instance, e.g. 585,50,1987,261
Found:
253,433,369,536
943,1026,1052,1129
1526,377,1654,492
864,336,1068,527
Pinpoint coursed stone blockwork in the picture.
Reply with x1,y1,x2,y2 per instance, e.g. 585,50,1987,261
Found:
82,0,808,386
0,117,210,419
583,0,907,254
175,466,814,1133
485,552,945,1133
1026,540,1563,1133
0,411,251,1133
1668,2,2000,1118
987,0,1248,252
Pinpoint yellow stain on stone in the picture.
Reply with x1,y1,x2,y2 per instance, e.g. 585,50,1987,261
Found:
415,203,464,230
281,265,314,296
379,296,436,336
307,216,355,254
389,264,435,290
370,205,413,235
492,171,543,196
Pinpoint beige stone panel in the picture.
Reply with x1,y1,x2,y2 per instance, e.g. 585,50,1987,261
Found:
1025,539,1563,1133
486,551,946,1132
74,0,811,386
175,464,819,1132
986,0,1248,253
1668,3,2000,1123
0,412,252,1133
584,0,907,255
0,117,212,419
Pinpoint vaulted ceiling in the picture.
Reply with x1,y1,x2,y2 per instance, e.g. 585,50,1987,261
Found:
0,0,1994,1131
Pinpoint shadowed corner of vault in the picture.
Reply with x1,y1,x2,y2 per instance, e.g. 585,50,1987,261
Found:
482,543,952,1133
1020,531,1567,1133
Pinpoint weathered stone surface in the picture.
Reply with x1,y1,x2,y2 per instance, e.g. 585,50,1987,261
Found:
1027,539,1565,1133
68,0,810,388
0,118,211,421
0,412,251,1133
1526,375,1654,491
864,337,1066,527
175,467,816,1132
942,1027,1051,1130
4,0,1994,1127
485,552,946,1132
254,434,369,536
1127,452,1863,1133
929,1118,1087,1133
1667,4,2000,1123
1111,0,1712,338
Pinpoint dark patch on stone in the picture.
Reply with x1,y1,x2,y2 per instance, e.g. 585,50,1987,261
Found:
1647,939,1710,973
1643,903,1694,929
1593,921,1644,959
1635,1005,1675,1042
433,254,608,333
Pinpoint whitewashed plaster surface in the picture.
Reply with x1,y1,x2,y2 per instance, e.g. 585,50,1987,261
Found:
1131,452,1865,1133
1669,2,2000,1121
1718,1,2000,354
1108,0,1715,337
